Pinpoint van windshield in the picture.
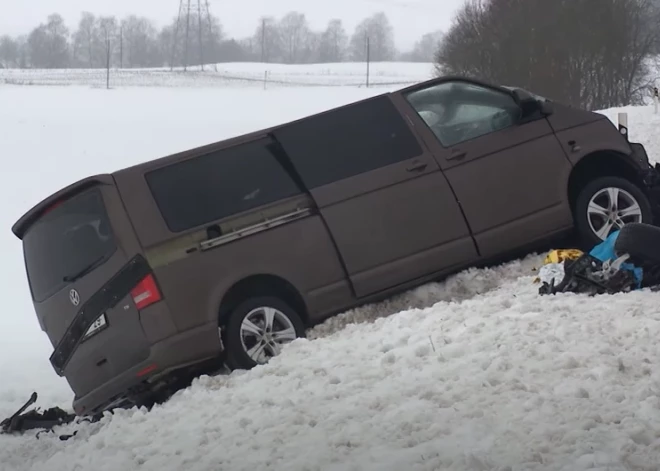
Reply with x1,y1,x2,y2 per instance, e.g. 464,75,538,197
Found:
23,188,117,302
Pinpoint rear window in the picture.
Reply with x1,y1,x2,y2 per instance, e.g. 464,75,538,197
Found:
23,188,117,302
145,137,302,233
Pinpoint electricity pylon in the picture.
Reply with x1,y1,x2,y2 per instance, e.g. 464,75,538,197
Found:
170,0,218,71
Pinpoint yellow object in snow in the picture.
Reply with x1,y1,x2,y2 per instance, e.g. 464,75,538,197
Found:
543,249,584,265
533,249,584,284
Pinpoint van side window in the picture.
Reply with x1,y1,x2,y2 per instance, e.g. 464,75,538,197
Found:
145,138,302,233
405,81,521,148
272,95,423,189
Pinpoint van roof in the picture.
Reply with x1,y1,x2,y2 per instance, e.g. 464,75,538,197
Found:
115,126,272,177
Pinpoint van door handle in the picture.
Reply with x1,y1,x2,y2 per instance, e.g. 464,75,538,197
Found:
406,162,428,172
568,140,581,152
448,150,467,161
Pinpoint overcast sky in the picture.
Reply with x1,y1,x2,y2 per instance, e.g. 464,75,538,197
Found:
0,0,464,51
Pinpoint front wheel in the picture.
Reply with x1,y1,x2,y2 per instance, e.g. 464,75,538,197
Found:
222,296,306,370
574,176,652,248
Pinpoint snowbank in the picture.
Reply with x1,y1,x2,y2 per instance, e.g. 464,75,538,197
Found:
3,256,660,471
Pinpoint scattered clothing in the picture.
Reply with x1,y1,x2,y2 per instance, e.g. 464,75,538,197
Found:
538,231,643,295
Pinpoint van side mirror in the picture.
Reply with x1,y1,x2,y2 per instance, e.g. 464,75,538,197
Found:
539,100,554,115
512,89,553,119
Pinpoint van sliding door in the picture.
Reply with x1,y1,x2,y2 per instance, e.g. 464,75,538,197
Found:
272,95,478,298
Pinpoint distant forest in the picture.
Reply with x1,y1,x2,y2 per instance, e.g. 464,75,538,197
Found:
435,0,660,110
0,10,443,69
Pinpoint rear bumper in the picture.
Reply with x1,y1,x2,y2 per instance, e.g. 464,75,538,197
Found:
72,321,221,416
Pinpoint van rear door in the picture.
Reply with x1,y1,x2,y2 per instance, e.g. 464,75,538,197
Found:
18,184,156,398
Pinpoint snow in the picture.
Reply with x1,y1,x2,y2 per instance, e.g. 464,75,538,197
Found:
2,63,660,470
0,62,435,88
598,105,660,166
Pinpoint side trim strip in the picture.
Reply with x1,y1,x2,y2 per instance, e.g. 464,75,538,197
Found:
199,207,313,252
50,255,152,376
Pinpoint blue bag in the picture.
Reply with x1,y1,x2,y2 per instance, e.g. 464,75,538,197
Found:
589,230,643,289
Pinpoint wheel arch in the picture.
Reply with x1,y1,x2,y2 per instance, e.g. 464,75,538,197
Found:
217,274,309,328
567,150,645,212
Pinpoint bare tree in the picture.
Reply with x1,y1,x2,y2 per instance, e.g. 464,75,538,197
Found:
236,36,260,60
301,31,322,63
97,16,118,66
319,19,348,62
216,39,250,62
253,16,282,63
652,0,660,53
27,14,70,68
0,36,19,67
72,12,99,68
436,0,660,110
278,12,311,64
15,35,29,68
121,15,160,67
350,12,396,61
401,30,443,62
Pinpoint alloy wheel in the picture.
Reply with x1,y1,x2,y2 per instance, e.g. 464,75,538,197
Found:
238,306,297,364
587,187,643,241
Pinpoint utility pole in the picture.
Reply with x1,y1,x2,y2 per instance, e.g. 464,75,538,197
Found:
197,0,204,70
106,35,111,89
119,26,123,69
170,1,183,70
184,0,192,71
365,33,371,88
261,18,267,63
204,0,218,71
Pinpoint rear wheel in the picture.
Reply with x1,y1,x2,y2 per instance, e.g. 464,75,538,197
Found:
574,176,652,247
222,296,306,370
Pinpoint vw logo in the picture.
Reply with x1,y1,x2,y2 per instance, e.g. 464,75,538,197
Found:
69,289,80,306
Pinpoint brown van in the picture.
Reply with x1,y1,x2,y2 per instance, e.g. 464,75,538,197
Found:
12,76,660,416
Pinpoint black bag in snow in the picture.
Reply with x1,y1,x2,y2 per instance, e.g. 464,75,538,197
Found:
539,253,638,296
1,392,78,439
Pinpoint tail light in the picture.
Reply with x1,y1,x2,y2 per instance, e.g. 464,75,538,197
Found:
130,274,162,310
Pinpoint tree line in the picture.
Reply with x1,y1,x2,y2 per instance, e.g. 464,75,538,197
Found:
0,11,443,69
434,0,660,110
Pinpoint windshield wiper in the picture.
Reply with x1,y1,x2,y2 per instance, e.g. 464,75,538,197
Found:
63,255,106,283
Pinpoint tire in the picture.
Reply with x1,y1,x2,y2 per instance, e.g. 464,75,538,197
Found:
574,176,652,248
222,296,306,370
614,223,660,265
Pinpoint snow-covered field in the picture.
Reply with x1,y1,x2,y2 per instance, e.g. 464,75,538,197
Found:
2,64,660,470
0,62,434,88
